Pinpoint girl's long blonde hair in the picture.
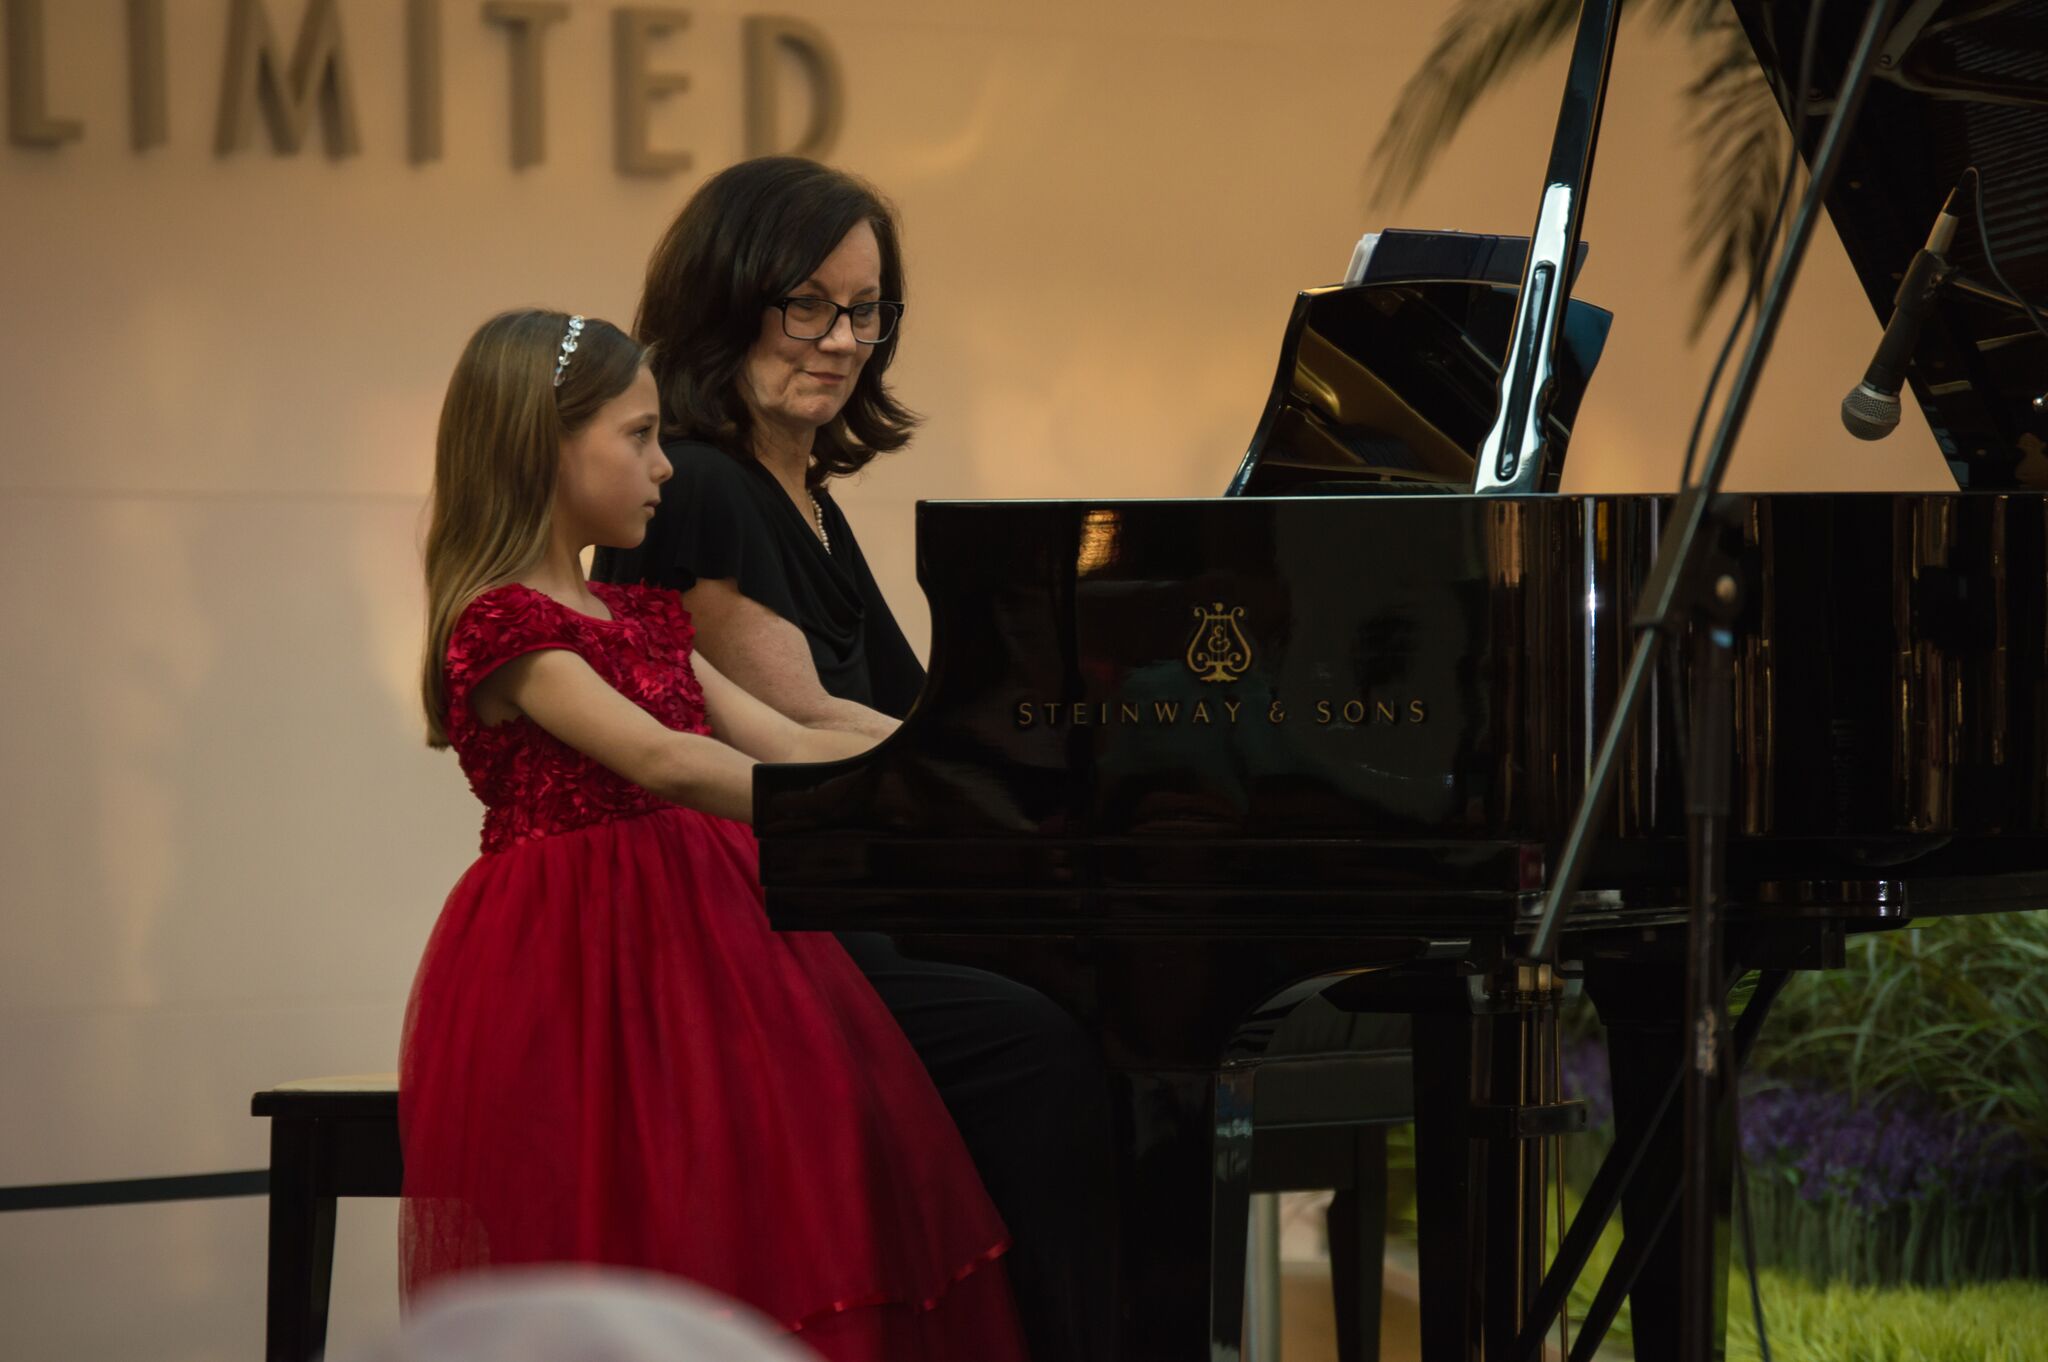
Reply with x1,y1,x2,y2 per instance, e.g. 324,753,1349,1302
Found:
419,309,647,748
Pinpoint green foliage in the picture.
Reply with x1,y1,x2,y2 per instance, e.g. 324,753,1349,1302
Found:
1750,915,2048,1159
1381,913,2048,1347
1561,916,2048,1291
1726,1273,2048,1362
1390,1139,2048,1358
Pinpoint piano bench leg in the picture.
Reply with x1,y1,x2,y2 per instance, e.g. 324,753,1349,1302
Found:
265,1118,337,1362
1326,1126,1388,1362
1211,1067,1257,1362
1244,1193,1282,1362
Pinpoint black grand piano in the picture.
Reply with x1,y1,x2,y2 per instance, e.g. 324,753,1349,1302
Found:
757,3,2048,1358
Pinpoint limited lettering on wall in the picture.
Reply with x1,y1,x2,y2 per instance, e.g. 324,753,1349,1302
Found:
4,0,843,173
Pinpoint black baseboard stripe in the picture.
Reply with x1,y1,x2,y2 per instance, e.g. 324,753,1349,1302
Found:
0,1170,268,1212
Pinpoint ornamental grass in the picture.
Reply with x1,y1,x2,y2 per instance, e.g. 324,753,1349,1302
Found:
1724,1273,2048,1362
1383,1127,2048,1357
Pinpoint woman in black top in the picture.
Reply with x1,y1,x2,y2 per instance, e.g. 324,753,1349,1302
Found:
607,438,925,719
599,154,918,739
595,157,1115,1362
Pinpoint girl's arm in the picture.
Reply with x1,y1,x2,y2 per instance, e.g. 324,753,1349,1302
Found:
694,652,878,766
474,650,759,822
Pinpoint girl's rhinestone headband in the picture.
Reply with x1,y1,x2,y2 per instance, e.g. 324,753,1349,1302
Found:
552,315,585,387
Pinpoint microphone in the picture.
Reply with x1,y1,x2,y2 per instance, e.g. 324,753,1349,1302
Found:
1841,179,1967,440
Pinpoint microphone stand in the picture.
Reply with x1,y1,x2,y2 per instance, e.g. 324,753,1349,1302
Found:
1513,2,1905,1359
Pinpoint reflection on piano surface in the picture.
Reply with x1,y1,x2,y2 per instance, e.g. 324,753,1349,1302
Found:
759,3,2048,1358
1226,231,1610,495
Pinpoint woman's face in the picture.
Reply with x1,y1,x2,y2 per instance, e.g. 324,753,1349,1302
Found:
740,220,882,448
557,366,670,549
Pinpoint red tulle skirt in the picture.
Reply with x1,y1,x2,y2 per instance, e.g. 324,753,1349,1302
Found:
398,808,1028,1362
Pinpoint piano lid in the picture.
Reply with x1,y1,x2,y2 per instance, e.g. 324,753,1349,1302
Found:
1731,0,2048,486
1226,230,1612,496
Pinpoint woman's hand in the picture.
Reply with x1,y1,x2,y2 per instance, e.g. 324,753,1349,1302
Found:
695,652,882,766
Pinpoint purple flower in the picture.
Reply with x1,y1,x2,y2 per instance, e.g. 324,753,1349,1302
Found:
1560,1038,1614,1131
1562,1037,2038,1219
1739,1082,2031,1213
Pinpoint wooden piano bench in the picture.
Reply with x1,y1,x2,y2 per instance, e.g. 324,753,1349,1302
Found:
1250,1036,1414,1362
250,1076,402,1362
248,1060,1413,1362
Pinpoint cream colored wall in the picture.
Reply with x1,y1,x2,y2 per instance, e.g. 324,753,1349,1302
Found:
0,2,1952,1358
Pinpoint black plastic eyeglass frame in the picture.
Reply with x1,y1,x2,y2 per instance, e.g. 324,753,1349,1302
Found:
771,296,905,345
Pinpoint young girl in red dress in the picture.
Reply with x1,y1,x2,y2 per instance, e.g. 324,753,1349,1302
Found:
401,309,1028,1362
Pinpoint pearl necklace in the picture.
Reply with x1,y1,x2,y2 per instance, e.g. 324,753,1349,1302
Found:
808,493,831,552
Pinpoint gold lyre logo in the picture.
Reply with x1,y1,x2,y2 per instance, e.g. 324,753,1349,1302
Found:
1186,602,1252,683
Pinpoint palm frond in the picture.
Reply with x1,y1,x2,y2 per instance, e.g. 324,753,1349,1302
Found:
1368,0,1586,208
1371,0,1793,337
1681,14,1793,335
1369,0,1729,208
1661,0,1748,37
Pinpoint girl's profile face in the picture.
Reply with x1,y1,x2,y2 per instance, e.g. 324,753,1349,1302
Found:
556,366,669,549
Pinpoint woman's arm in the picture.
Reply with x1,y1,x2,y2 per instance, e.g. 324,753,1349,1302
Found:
694,652,876,766
682,578,900,740
473,650,759,822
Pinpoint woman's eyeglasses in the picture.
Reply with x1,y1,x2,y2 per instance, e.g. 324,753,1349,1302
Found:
772,296,905,345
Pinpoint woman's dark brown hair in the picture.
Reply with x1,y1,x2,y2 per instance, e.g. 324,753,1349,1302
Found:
635,156,917,487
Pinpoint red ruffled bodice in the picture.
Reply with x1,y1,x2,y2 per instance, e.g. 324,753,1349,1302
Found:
444,581,705,852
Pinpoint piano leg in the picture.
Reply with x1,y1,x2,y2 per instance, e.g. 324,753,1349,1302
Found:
1113,1067,1248,1362
1412,1002,1557,1361
1588,961,1732,1361
1108,1064,1282,1362
1412,1011,1482,1360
